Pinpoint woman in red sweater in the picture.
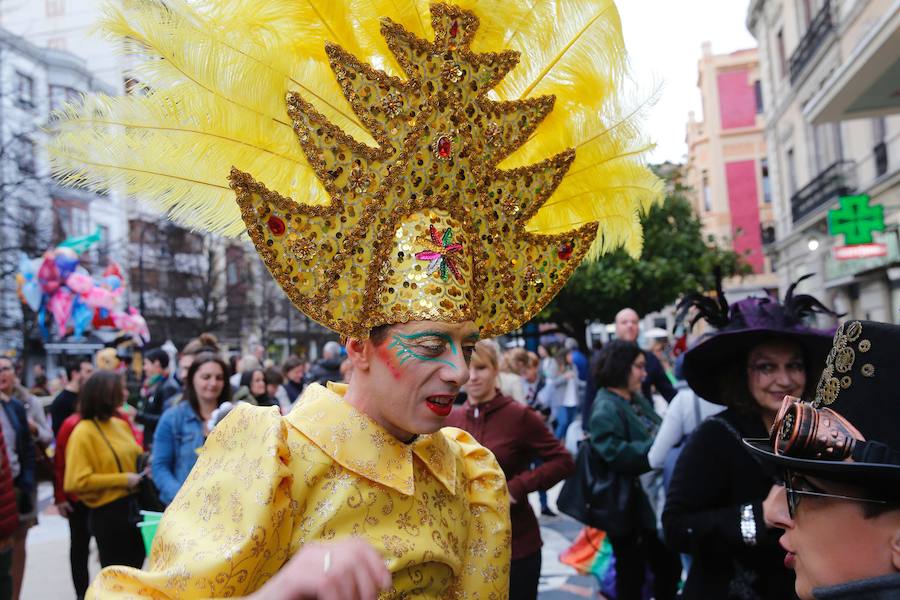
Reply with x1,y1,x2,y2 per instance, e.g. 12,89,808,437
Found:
446,339,574,600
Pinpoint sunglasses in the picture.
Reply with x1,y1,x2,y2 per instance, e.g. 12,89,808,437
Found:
782,470,887,518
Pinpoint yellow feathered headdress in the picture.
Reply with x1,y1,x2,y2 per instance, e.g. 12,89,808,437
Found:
48,0,661,339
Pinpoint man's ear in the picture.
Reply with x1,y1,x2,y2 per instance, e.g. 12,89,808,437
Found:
891,525,900,571
345,337,371,372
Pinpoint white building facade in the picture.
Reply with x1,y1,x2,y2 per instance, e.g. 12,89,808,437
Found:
747,0,900,322
0,26,119,351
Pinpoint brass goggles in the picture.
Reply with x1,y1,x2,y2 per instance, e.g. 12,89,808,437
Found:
771,395,862,461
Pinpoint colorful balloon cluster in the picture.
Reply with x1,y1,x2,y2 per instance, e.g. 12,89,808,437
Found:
16,246,149,345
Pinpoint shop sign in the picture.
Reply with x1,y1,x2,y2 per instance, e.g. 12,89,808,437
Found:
833,244,887,260
825,232,899,281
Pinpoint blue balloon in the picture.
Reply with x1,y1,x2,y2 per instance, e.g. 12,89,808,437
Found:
104,275,122,291
22,280,42,312
71,299,93,339
54,254,79,280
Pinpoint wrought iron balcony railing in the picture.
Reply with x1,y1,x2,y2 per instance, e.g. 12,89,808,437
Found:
789,0,833,84
790,160,855,224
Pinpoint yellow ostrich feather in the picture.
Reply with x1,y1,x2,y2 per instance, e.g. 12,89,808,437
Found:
48,0,660,257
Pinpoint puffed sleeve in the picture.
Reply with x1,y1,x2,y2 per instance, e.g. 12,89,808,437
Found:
87,404,293,599
444,427,511,600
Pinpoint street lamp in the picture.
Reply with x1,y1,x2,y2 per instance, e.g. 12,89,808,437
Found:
807,237,820,252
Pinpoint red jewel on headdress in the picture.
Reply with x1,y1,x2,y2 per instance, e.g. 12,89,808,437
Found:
436,136,452,159
557,242,573,260
449,21,459,38
267,215,286,236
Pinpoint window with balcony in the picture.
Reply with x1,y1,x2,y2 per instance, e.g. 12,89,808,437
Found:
702,170,711,212
788,0,833,83
790,160,855,224
15,72,34,108
753,80,764,113
761,158,772,203
776,29,787,79
12,136,35,174
98,225,111,265
786,148,797,196
873,117,888,178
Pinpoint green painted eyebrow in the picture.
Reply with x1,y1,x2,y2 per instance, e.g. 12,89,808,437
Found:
394,330,458,354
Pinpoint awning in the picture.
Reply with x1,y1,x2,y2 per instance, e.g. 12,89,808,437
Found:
804,5,900,124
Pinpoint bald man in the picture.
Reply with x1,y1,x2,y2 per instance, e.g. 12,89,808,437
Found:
614,308,675,403
583,308,677,428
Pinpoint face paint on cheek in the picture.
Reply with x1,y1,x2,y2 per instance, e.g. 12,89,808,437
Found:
376,343,404,380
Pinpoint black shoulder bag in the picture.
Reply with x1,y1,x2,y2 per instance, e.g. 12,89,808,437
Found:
91,420,165,524
556,399,640,537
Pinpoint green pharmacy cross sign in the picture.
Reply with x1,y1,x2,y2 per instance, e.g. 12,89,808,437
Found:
828,195,884,245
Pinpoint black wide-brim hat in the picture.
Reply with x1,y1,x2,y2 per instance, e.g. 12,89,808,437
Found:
681,296,834,403
745,320,900,494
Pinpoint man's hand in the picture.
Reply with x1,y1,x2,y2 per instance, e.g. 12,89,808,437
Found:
56,501,74,518
250,538,391,600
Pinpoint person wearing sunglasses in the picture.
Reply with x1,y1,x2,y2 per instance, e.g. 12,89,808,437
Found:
745,320,900,600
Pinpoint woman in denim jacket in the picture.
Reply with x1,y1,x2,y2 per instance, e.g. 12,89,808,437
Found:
152,353,231,505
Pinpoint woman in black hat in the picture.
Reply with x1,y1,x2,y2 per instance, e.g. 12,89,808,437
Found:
662,276,839,600
745,320,900,600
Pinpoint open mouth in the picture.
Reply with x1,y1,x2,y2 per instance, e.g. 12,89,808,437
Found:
425,395,454,417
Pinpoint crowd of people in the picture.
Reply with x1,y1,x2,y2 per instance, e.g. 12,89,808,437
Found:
0,293,897,600
0,334,357,600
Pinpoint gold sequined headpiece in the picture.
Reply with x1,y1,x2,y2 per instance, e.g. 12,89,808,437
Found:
49,1,662,339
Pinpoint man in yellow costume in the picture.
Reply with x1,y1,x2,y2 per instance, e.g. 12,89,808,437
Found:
49,1,660,597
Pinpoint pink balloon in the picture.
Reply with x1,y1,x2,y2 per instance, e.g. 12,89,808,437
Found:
84,286,121,311
37,255,60,295
48,289,75,335
66,273,94,295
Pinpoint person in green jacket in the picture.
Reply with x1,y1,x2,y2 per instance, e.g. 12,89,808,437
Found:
589,339,681,600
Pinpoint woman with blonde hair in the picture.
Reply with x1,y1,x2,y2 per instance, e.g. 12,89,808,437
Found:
447,340,574,600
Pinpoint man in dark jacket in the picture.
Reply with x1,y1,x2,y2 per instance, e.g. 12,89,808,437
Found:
136,348,181,449
613,308,676,402
49,358,94,437
303,341,344,386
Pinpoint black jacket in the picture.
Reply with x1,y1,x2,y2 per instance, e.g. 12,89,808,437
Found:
663,408,796,600
304,358,343,387
136,376,181,448
641,351,676,402
814,573,900,599
0,398,35,496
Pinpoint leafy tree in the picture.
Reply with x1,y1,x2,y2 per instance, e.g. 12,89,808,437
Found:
537,170,751,338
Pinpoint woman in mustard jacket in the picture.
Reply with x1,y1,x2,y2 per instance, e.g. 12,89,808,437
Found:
64,371,144,569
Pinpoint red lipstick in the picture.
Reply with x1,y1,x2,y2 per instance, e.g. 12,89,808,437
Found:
425,395,453,417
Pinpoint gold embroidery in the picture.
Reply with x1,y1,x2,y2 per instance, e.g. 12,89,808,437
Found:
861,363,875,377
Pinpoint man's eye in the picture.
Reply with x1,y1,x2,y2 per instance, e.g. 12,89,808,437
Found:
417,344,445,356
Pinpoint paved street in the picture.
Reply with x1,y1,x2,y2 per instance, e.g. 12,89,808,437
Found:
23,482,600,599
22,483,597,600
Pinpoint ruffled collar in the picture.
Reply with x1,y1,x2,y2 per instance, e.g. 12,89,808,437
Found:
285,383,457,496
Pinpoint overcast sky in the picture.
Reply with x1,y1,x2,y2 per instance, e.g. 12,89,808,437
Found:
616,1,758,164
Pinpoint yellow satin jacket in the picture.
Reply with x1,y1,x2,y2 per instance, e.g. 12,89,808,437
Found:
87,383,511,599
